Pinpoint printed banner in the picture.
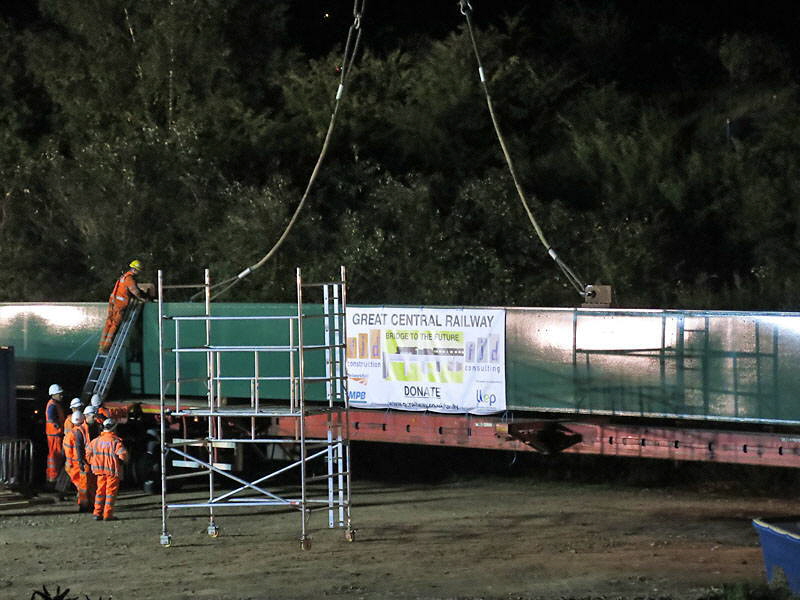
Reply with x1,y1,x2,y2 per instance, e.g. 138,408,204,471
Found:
345,307,506,414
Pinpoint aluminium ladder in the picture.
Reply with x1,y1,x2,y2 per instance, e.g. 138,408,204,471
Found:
81,302,143,402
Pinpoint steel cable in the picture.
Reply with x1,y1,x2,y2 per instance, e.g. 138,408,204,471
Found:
458,0,589,297
199,0,366,301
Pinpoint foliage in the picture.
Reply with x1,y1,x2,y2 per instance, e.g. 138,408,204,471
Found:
1,1,799,310
699,581,794,600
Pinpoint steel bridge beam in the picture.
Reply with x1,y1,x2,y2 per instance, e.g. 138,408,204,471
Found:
269,409,800,469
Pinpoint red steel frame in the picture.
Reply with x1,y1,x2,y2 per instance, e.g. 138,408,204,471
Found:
268,409,800,469
111,401,800,469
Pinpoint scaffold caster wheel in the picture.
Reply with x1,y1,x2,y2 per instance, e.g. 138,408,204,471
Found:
207,524,220,538
159,534,172,547
300,536,312,551
344,528,356,542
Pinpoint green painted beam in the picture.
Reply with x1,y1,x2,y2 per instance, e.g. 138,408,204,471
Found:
4,302,800,424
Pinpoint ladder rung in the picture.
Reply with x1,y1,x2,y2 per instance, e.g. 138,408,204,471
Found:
170,439,238,449
171,459,233,470
306,471,350,483
300,281,344,287
161,283,206,289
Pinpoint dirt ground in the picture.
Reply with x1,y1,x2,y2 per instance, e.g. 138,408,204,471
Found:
0,469,795,600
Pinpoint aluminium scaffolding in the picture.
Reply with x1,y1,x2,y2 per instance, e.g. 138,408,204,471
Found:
156,267,353,549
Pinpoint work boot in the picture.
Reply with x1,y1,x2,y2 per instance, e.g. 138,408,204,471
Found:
93,514,102,521
104,515,118,521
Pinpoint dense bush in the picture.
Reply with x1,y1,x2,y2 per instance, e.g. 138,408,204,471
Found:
1,1,799,309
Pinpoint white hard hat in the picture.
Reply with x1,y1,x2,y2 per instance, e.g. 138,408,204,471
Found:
48,384,63,396
83,406,97,415
91,394,102,408
69,398,83,410
102,418,116,431
71,412,85,425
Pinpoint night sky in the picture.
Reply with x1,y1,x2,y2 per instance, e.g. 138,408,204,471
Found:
287,0,800,62
5,1,798,64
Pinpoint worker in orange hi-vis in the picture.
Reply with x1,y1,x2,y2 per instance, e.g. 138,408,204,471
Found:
81,406,99,506
44,383,66,486
63,397,83,435
85,418,129,521
63,412,91,512
98,259,149,353
83,405,101,440
90,393,111,423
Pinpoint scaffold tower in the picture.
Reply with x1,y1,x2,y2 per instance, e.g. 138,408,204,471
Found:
156,267,353,549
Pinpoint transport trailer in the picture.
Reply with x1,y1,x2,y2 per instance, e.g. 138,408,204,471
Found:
4,301,800,481
279,410,800,468
95,401,800,473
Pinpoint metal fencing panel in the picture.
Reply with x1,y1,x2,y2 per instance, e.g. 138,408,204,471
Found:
0,439,33,488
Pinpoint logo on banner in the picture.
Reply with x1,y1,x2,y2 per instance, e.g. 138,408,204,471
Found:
475,390,497,406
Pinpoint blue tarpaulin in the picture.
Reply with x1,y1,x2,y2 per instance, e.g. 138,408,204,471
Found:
752,518,800,593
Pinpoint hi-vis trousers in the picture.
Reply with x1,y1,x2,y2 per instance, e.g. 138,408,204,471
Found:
93,474,120,519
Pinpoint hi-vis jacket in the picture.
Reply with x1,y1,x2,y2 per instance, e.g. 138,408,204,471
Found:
108,269,140,309
45,398,65,438
63,427,87,472
64,412,81,435
85,431,128,479
96,405,111,422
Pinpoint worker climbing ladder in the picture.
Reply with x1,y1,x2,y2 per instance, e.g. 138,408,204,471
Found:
81,302,143,402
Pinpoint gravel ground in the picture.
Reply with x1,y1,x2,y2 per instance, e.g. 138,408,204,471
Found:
0,472,792,600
